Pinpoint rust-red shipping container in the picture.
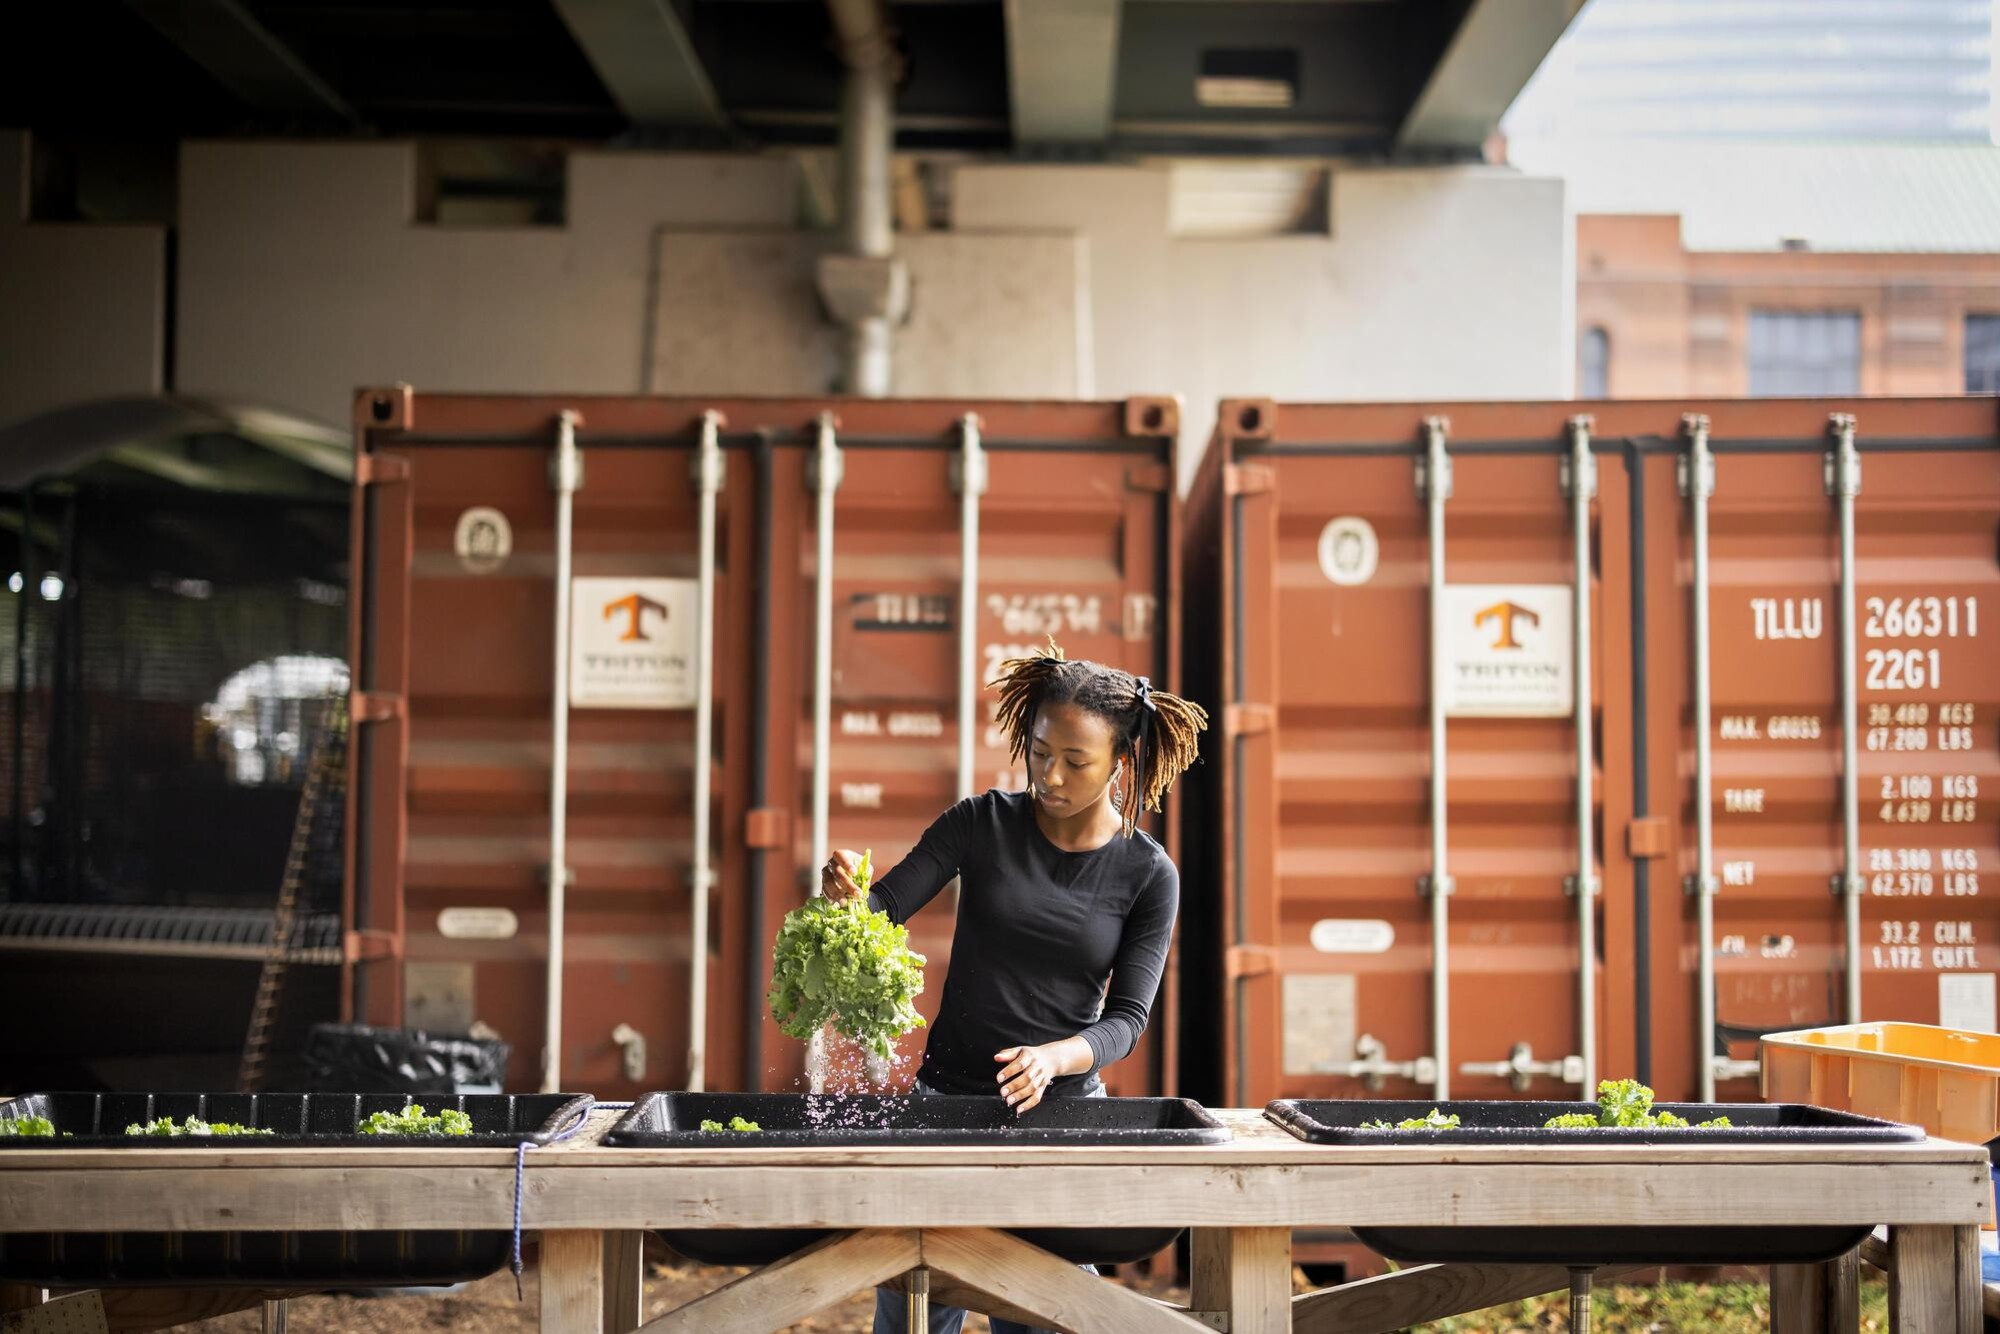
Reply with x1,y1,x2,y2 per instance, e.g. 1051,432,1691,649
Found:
346,388,1181,1100
1184,396,2000,1111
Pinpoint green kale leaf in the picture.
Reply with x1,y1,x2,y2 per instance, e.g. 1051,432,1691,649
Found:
768,855,926,1060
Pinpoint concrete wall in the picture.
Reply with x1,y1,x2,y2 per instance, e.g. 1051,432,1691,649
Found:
177,142,801,429
0,132,167,424
956,162,1573,486
647,230,1085,397
36,141,1572,490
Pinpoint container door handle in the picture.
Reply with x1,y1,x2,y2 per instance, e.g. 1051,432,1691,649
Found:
543,409,582,1095
1421,415,1453,1101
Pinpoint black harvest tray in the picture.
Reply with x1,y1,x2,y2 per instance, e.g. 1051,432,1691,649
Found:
607,1091,1228,1266
1264,1098,1923,1146
0,1091,590,1287
1265,1099,1919,1266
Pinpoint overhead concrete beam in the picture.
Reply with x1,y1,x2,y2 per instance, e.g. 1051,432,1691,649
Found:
1397,0,1583,154
1005,0,1121,144
550,0,728,129
124,0,357,124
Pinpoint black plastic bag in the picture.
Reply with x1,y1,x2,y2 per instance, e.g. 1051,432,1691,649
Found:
298,1024,509,1095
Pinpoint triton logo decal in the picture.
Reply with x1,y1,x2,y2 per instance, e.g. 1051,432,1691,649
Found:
603,593,670,643
1474,600,1540,651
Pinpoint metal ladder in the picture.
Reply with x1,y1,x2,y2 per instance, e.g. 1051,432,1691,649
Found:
237,695,350,1093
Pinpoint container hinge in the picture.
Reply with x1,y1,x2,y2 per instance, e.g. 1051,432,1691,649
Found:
685,865,719,895
550,411,584,492
1561,416,1597,499
349,691,404,724
1684,873,1720,898
1125,463,1172,494
1224,463,1274,496
1225,944,1277,979
539,864,578,888
1829,872,1863,899
692,421,727,493
1677,413,1715,498
1225,703,1274,736
1562,874,1601,898
343,929,400,962
353,453,411,487
1625,816,1669,859
1418,873,1455,899
744,807,790,850
1416,420,1448,504
807,413,844,491
1824,413,1861,497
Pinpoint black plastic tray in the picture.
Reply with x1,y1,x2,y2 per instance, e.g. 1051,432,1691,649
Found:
1262,1098,1923,1147
0,1091,591,1287
607,1091,1228,1148
1265,1099,1915,1266
608,1092,1228,1267
0,1091,591,1149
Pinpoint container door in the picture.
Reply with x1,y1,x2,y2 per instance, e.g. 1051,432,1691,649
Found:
354,401,733,1099
1670,400,2000,1100
789,403,1176,1096
1217,401,1615,1108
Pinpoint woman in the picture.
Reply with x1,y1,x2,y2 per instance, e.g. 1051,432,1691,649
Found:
820,641,1207,1334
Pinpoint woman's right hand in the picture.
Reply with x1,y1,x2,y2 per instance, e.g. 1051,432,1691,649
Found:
820,849,867,902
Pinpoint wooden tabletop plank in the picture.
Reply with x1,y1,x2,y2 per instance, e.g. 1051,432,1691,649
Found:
2,1159,1986,1232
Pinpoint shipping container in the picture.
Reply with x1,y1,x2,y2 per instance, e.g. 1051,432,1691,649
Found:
1183,396,2000,1113
348,388,1181,1100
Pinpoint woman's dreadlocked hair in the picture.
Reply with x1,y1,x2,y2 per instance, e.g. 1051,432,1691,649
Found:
989,639,1208,836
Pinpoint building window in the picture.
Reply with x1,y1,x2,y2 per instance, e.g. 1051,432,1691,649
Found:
1579,326,1610,398
1967,315,2000,393
1747,310,1861,396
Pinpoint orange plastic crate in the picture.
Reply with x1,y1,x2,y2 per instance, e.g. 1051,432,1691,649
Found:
1763,1022,2000,1229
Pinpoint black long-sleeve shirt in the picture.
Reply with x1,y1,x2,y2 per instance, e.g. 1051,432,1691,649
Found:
867,789,1179,1097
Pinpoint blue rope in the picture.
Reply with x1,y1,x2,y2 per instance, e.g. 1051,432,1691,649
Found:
510,1100,628,1299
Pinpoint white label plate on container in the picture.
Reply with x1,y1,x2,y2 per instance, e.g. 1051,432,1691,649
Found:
1939,971,1997,1033
437,907,520,941
570,576,699,709
1309,918,1395,954
1440,583,1574,718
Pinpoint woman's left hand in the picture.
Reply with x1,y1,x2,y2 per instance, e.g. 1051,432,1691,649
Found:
995,1044,1061,1114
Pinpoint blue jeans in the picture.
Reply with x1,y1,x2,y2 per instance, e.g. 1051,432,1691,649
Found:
871,1080,1104,1334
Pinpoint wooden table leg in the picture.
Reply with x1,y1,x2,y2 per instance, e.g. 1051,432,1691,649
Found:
1191,1227,1291,1334
1887,1224,1980,1334
1772,1248,1859,1334
602,1231,645,1334
540,1229,607,1334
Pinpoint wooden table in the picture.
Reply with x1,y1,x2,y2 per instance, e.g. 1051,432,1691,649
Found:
0,1108,1988,1332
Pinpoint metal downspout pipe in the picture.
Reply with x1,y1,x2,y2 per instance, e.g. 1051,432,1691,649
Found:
821,0,906,397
